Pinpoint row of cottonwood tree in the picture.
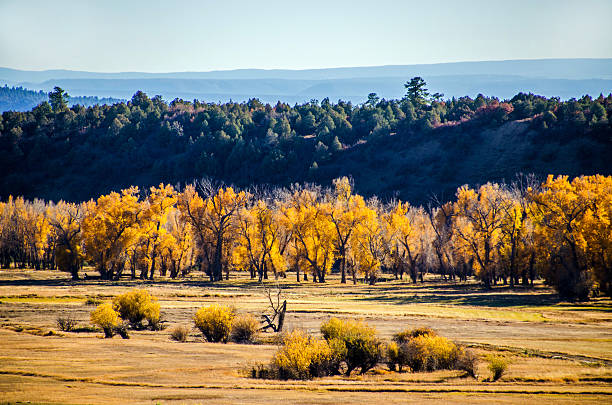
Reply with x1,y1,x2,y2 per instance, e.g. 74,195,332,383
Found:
0,175,610,301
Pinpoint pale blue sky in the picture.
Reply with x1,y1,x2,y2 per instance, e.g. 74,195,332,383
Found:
1,0,611,72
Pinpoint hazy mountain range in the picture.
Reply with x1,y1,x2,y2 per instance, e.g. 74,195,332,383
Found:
1,58,611,106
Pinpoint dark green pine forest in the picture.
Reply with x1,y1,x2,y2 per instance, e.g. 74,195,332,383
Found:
1,80,611,204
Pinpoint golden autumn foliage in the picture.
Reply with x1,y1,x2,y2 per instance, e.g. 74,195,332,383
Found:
81,186,142,280
280,188,335,283
271,329,337,380
1,175,610,300
50,201,84,279
90,302,121,338
233,199,286,281
112,289,161,329
532,175,612,299
177,183,247,281
193,304,235,343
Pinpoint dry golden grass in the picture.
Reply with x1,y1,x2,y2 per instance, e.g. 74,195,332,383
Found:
0,269,611,404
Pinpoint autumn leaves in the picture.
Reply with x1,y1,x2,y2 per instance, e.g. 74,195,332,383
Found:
0,174,610,301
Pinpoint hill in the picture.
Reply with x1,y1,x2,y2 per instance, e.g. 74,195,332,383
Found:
1,87,610,204
0,85,124,112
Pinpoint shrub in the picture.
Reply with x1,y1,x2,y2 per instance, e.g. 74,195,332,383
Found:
193,304,235,343
56,315,77,332
112,289,160,329
115,322,130,339
393,327,436,344
84,297,103,306
272,329,339,380
488,356,507,381
170,324,190,342
90,303,121,338
401,333,460,372
389,328,477,375
231,314,260,343
320,317,345,340
456,348,478,378
320,318,383,375
387,341,411,372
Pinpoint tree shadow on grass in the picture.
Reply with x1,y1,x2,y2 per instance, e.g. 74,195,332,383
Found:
355,290,562,308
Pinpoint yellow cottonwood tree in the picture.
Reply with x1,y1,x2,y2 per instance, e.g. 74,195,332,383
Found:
233,199,286,281
82,187,142,280
164,208,195,278
327,177,370,283
137,184,177,279
177,183,247,281
388,202,432,283
348,201,385,284
453,183,509,288
281,188,335,283
49,201,84,280
532,175,612,299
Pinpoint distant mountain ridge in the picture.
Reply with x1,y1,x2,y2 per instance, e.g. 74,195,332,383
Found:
1,59,611,106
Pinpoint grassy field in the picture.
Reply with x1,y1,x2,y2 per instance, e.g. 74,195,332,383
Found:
0,269,611,404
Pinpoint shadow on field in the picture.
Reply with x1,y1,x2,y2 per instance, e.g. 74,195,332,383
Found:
355,290,561,307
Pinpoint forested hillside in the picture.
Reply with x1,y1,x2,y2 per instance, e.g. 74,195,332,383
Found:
0,85,124,112
0,81,611,203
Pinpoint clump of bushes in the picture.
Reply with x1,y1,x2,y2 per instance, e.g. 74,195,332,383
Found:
488,356,508,381
90,303,121,338
252,329,340,380
169,324,190,342
251,323,479,381
252,318,382,380
56,315,77,332
112,289,161,330
320,317,383,375
231,314,260,343
387,328,477,376
194,304,235,343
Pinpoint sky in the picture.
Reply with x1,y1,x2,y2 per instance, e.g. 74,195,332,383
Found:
1,0,611,73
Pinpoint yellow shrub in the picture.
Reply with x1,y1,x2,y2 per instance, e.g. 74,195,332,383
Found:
90,303,121,338
403,334,460,371
488,356,508,381
193,304,235,343
272,329,337,379
112,289,160,329
320,317,382,375
231,314,260,343
387,341,401,371
393,327,436,344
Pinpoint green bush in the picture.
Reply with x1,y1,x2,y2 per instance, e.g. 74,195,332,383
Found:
320,318,383,375
231,314,260,343
193,304,235,343
112,289,160,329
488,356,507,381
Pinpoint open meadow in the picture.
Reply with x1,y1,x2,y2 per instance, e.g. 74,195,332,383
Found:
0,269,611,404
